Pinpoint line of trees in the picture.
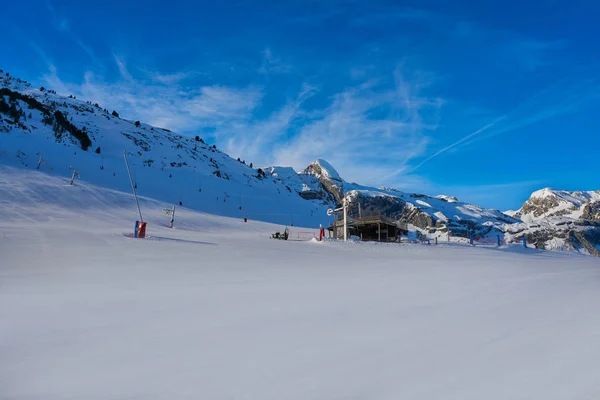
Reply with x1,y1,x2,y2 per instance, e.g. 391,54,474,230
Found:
0,88,92,151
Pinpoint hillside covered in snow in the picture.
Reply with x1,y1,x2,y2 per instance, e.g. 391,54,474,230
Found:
2,70,600,255
0,71,330,228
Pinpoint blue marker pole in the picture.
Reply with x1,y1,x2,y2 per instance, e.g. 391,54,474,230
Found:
522,236,527,248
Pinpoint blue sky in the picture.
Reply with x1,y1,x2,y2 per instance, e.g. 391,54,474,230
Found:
3,0,600,210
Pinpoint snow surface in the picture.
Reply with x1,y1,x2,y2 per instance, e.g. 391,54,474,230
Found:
415,199,432,208
2,166,600,400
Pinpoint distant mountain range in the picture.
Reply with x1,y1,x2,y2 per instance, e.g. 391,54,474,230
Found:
2,70,599,255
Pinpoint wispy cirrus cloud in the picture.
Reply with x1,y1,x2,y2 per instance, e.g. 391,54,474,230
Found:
42,0,100,65
149,71,195,85
113,55,134,82
41,54,440,190
44,0,69,32
184,85,262,123
412,71,600,171
42,57,263,133
218,82,319,161
258,48,293,75
271,64,442,185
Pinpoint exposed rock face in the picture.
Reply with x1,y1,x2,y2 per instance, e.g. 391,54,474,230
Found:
519,196,564,218
346,191,406,216
341,189,510,239
571,228,600,257
515,188,600,221
302,159,344,204
265,166,336,205
582,201,600,221
402,207,433,230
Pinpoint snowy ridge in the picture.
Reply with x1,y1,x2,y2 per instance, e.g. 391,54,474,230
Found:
519,188,600,221
311,158,342,181
2,70,600,254
501,188,600,254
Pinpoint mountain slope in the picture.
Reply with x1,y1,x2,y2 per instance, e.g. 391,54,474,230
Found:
0,71,329,228
3,70,600,255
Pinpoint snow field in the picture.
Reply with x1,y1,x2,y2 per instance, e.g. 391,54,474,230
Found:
1,167,600,400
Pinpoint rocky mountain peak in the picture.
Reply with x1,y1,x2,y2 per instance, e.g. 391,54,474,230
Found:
302,159,344,203
530,187,556,199
303,159,342,181
517,188,600,221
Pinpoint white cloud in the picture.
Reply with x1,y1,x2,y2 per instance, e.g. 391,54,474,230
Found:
113,55,134,82
42,59,263,134
40,58,441,190
270,65,441,185
149,71,194,85
258,48,293,75
184,86,262,122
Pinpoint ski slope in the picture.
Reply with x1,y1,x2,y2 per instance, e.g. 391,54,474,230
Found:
2,167,600,400
0,73,330,228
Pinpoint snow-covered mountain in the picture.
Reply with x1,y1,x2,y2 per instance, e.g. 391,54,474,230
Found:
0,71,329,228
509,188,600,222
2,70,600,255
287,159,519,239
503,188,600,255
